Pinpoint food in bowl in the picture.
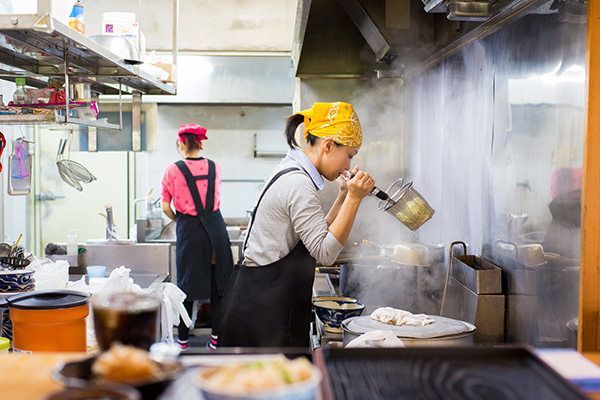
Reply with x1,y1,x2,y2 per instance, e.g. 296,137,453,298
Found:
196,355,320,399
312,299,365,333
312,295,357,303
313,301,363,310
92,344,163,384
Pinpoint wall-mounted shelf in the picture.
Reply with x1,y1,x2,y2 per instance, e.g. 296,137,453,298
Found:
0,14,175,95
0,0,179,131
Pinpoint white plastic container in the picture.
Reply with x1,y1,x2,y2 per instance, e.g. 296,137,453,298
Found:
101,12,144,60
6,0,77,26
66,229,78,256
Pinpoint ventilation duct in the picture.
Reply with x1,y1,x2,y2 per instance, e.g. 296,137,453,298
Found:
423,0,490,21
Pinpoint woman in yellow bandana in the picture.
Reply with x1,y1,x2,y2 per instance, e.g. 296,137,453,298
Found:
220,102,376,348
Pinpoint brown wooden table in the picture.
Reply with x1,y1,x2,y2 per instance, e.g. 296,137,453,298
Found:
1,352,600,399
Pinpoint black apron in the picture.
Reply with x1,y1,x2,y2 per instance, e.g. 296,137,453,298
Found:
174,159,233,300
219,168,317,348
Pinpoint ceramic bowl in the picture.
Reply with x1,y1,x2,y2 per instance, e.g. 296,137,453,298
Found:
53,356,182,400
311,295,357,303
44,383,141,400
193,362,322,400
312,299,365,333
0,270,34,292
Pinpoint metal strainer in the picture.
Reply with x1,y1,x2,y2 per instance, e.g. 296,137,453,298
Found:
56,133,97,191
378,179,435,231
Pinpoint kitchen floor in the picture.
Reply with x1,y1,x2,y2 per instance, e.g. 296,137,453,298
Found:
181,303,214,352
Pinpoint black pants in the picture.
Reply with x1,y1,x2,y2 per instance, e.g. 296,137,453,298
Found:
178,264,222,341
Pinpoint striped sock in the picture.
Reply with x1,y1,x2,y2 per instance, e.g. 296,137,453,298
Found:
208,335,218,350
177,339,190,351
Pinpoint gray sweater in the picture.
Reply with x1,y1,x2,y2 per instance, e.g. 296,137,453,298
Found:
242,157,344,267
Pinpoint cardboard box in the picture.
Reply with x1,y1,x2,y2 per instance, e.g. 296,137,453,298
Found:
151,62,177,83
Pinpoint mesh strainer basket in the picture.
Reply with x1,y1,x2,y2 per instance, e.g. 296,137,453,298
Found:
378,180,435,231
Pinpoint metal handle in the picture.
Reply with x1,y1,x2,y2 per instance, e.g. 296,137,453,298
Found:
440,240,468,315
343,170,389,201
36,192,66,201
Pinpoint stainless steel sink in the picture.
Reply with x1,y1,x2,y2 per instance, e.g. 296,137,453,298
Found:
86,239,136,245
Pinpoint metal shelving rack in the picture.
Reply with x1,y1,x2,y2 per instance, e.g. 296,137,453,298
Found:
0,0,178,131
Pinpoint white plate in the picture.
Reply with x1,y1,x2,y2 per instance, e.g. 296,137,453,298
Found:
344,315,476,339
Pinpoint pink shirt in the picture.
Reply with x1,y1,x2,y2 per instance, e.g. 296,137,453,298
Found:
161,158,221,215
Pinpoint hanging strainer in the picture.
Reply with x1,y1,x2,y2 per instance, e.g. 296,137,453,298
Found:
378,179,435,231
56,133,97,191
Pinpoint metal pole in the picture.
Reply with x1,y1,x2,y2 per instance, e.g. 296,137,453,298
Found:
63,39,70,124
172,0,179,85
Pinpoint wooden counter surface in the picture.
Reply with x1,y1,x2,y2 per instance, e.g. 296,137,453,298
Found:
1,352,600,399
0,353,86,400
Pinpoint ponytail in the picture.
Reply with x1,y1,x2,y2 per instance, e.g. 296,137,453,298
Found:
284,114,305,149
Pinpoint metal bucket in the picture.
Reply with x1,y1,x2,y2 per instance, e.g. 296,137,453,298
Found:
378,180,435,231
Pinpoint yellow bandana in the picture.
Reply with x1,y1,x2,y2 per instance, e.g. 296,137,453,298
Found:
298,102,362,148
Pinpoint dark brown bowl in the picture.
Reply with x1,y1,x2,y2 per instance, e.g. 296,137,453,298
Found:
45,383,140,400
52,356,182,400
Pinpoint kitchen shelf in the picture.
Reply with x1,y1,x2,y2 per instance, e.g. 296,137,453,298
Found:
0,15,175,95
0,113,120,130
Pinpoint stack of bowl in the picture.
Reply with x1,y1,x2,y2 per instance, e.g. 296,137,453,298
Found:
0,269,35,341
0,269,35,294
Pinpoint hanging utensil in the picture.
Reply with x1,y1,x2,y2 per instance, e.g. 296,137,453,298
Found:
62,130,96,183
57,138,83,191
56,132,97,191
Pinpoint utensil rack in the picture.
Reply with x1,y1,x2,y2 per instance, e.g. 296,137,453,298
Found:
0,0,178,131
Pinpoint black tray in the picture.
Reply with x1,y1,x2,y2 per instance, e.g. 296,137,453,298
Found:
313,347,587,400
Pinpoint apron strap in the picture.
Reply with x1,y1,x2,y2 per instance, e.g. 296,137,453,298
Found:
175,159,214,214
243,167,300,252
205,159,216,213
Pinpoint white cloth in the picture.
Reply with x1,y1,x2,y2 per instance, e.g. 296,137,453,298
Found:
158,282,192,344
370,307,434,327
28,257,69,290
346,330,405,348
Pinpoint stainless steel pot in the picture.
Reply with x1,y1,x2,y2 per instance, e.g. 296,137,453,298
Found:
341,316,476,347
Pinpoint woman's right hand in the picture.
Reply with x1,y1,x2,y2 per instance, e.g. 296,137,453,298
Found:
346,168,375,200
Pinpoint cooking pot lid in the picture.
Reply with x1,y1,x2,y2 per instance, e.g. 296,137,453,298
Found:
343,315,475,339
7,290,89,310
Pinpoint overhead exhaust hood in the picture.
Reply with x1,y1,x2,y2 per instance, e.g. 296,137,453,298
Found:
339,0,395,63
423,0,490,21
292,0,584,79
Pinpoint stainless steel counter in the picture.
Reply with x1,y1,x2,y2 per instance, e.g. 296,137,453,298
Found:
85,243,172,277
69,272,168,290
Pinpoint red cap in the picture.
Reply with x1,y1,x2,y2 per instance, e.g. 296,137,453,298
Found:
177,123,207,142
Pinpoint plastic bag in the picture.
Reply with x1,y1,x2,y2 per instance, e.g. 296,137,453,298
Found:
156,283,191,344
28,257,69,290
8,138,32,196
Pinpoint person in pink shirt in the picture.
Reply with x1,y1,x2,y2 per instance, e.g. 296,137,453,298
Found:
161,123,233,350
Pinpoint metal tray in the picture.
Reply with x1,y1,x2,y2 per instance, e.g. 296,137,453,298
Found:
313,346,587,400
